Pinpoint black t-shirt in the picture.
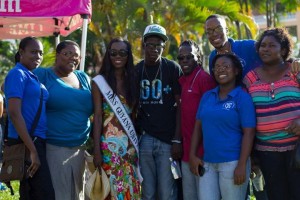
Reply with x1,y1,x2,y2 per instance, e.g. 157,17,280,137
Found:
136,57,182,144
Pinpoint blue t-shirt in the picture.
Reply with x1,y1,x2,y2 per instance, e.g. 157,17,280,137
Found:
209,38,262,78
196,86,256,163
34,67,93,147
4,63,49,139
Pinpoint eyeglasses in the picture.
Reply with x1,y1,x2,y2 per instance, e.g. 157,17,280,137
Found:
206,26,224,35
177,54,195,61
60,51,80,59
108,49,128,57
144,43,165,50
212,64,232,72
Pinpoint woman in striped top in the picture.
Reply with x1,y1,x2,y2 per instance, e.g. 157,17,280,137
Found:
243,27,300,200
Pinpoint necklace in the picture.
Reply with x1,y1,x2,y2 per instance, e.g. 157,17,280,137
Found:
143,63,161,80
260,62,287,83
216,42,232,55
142,61,163,104
188,68,202,92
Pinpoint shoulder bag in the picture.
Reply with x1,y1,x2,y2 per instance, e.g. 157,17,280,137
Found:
0,88,43,183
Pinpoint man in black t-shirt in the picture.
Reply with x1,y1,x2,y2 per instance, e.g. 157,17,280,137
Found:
136,24,182,200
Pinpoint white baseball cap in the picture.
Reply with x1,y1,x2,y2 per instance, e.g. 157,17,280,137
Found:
143,24,169,42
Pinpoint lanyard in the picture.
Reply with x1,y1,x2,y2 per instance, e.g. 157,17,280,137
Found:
188,68,201,92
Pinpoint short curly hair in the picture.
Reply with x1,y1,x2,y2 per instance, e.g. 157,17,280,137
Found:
256,27,293,61
211,53,243,86
179,39,203,65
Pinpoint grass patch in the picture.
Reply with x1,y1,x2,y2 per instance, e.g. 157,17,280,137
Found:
0,181,20,200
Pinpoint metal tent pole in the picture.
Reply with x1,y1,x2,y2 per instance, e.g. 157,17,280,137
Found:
79,14,89,71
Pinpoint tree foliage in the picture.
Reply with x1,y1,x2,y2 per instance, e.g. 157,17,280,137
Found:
86,0,260,70
247,0,300,28
0,40,16,83
1,0,299,80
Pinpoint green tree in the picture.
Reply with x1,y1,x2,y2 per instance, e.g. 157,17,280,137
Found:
0,0,274,80
89,0,259,60
0,40,17,84
250,0,300,28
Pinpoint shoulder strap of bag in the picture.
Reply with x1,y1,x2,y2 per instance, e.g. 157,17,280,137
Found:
7,87,43,144
28,87,43,136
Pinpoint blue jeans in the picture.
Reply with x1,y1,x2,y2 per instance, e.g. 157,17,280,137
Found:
139,133,177,200
199,160,250,200
258,150,300,200
181,161,199,200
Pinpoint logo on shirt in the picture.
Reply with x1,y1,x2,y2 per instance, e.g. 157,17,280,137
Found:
140,79,171,104
239,57,246,71
222,101,235,110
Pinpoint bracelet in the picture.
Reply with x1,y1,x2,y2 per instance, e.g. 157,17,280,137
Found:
171,139,182,144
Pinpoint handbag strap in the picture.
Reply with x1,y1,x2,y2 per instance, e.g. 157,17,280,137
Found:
6,87,43,145
28,87,43,136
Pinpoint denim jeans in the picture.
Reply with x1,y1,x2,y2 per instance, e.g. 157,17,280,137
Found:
139,133,178,200
258,150,300,200
181,161,199,200
199,159,250,200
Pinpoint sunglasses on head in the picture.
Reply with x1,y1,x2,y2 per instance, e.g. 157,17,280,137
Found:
177,54,195,61
108,49,128,57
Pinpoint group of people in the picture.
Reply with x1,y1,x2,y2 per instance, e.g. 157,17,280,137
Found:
1,13,300,200
3,38,92,199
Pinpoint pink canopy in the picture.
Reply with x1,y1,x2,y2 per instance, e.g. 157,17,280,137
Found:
0,0,92,70
0,0,91,39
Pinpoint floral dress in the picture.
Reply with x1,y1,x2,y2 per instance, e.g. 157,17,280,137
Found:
100,95,141,200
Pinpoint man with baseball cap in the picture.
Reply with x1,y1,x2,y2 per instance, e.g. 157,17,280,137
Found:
143,24,169,42
136,24,182,200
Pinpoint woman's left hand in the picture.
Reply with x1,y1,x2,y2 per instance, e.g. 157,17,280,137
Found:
93,150,102,170
28,150,41,178
286,119,300,136
234,163,246,185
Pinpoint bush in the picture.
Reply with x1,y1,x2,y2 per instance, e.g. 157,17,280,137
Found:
0,181,20,200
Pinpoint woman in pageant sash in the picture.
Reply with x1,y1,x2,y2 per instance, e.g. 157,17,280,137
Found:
92,37,141,200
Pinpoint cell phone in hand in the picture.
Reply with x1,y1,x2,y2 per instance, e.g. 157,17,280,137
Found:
198,165,205,176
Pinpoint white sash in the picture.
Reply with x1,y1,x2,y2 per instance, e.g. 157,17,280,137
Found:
93,75,143,182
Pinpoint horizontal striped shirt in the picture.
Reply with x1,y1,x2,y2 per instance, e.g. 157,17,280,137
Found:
243,67,300,151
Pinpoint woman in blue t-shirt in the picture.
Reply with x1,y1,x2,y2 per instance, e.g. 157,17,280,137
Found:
189,53,256,200
4,36,54,199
